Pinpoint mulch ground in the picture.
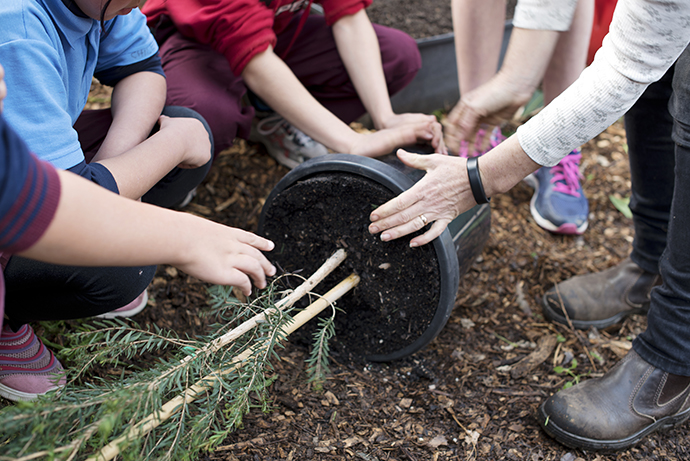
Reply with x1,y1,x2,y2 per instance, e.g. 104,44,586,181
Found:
10,3,690,455
82,100,678,461
174,120,689,461
25,81,690,461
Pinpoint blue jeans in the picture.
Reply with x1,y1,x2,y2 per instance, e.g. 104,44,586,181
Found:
633,45,690,376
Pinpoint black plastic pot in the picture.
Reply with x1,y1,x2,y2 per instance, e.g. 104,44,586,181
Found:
258,153,490,361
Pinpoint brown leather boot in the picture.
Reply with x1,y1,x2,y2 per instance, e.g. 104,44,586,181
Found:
538,350,690,451
542,257,661,330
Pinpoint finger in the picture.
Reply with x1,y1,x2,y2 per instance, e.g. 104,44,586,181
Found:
234,229,276,253
217,268,253,296
395,149,432,171
409,220,449,248
369,188,417,225
232,254,269,291
379,213,431,242
230,235,277,277
430,122,445,153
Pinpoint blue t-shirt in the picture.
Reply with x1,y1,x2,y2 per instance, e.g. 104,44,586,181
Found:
0,0,161,170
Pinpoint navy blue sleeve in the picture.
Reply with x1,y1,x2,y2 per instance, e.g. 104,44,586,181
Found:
68,161,120,194
0,114,61,252
94,54,165,88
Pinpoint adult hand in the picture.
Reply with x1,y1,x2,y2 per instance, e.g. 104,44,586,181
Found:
349,118,447,157
175,219,276,296
368,149,475,247
444,75,531,154
158,115,212,169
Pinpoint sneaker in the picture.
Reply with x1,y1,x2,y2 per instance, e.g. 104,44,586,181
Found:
177,187,197,209
0,324,66,401
457,126,505,158
97,289,148,320
250,114,328,169
523,149,589,235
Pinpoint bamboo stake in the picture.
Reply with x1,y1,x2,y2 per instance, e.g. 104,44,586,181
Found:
149,249,348,388
88,272,360,461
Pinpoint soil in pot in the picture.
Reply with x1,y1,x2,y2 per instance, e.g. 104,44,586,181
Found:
261,172,440,360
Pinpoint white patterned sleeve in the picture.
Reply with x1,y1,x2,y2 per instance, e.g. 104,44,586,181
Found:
513,0,579,31
516,0,690,167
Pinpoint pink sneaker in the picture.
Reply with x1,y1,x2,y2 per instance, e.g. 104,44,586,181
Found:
97,289,149,319
0,324,66,401
458,126,505,158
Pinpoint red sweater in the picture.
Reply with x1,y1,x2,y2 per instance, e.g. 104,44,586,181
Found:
142,0,372,75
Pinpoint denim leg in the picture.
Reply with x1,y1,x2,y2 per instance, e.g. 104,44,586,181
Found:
634,46,690,376
624,68,675,274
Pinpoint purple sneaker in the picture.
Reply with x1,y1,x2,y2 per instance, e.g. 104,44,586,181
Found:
458,126,505,158
523,149,589,235
0,324,66,401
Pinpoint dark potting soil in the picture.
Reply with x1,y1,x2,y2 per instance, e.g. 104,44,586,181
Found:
366,0,517,39
260,172,440,360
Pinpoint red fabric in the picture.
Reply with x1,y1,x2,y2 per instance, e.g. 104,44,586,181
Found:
141,0,372,76
588,0,618,65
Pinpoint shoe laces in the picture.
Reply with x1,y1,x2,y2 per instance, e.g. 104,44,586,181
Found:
550,151,583,197
458,126,505,158
257,114,314,148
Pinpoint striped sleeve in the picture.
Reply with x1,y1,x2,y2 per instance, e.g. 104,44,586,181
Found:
0,115,61,253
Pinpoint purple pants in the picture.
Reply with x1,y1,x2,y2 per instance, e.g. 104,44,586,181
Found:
157,14,422,157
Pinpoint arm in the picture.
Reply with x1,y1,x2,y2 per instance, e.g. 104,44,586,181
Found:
95,114,211,200
20,169,275,295
91,71,167,162
332,10,444,150
541,0,594,103
445,0,582,152
453,0,506,94
332,10,391,127
243,47,443,156
445,26,560,149
371,0,690,246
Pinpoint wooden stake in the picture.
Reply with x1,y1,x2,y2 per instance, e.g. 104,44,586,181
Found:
150,249,347,387
88,272,360,461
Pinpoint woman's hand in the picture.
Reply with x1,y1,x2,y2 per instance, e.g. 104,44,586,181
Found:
368,149,475,247
444,74,532,154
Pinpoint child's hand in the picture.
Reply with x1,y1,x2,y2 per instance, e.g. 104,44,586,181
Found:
158,115,212,169
176,218,276,296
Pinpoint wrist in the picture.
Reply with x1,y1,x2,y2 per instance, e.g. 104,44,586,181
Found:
494,70,538,105
466,157,490,204
371,110,396,130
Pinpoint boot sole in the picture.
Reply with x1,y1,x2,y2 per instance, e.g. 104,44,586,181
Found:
541,295,647,330
537,400,690,451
